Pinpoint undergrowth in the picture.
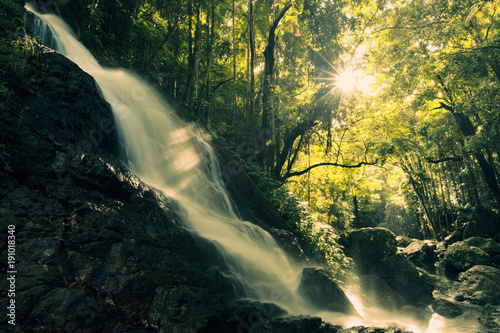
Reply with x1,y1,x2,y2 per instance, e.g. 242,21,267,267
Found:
215,137,351,276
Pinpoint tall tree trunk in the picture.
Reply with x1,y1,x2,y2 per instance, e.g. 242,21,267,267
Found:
259,4,291,167
185,3,201,118
197,0,215,124
247,0,256,137
232,0,237,129
353,194,359,229
437,75,500,206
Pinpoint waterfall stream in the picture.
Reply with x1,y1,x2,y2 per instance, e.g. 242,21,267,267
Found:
27,2,306,313
25,4,486,333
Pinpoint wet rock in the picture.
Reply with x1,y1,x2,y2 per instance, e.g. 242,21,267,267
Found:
251,317,414,333
431,299,463,318
30,288,86,327
298,268,358,315
374,254,434,307
348,326,414,333
340,227,397,271
357,274,406,310
403,240,438,269
461,237,500,257
443,241,492,272
218,148,313,263
455,265,500,305
249,315,344,333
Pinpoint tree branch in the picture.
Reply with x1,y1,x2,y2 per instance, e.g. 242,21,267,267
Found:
282,160,378,180
371,21,447,35
212,77,234,92
425,156,463,164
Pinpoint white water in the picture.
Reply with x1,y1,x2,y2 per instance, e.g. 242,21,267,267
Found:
27,3,303,310
26,5,487,333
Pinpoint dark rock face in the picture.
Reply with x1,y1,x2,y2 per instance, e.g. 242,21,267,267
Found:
216,149,312,263
340,227,398,271
443,241,492,272
374,255,435,307
431,299,463,318
298,268,358,315
455,265,500,305
250,316,413,333
250,316,344,333
0,48,290,332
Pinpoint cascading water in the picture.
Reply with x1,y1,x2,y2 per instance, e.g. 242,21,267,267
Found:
26,5,486,333
27,3,304,312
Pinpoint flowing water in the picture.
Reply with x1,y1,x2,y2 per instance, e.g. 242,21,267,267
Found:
27,2,305,313
26,4,487,332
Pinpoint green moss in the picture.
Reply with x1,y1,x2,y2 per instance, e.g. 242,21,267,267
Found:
444,243,491,272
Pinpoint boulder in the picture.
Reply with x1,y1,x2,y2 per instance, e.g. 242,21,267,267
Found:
341,228,397,271
357,274,406,310
250,316,413,333
461,237,500,257
431,299,463,318
403,240,438,268
298,268,358,315
249,316,344,333
396,235,417,248
443,241,492,272
454,265,500,305
373,255,434,307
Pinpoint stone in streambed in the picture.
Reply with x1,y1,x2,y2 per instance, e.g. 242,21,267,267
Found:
454,265,500,305
431,299,463,318
298,268,358,315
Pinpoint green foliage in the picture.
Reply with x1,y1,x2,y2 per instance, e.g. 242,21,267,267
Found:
0,144,12,173
20,0,500,246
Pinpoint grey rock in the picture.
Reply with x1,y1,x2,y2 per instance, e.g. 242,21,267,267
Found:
298,268,358,315
455,265,500,305
374,254,435,306
340,227,397,271
443,241,492,272
432,299,463,318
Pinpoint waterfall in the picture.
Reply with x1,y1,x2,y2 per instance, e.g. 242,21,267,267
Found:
26,4,306,311
27,5,482,333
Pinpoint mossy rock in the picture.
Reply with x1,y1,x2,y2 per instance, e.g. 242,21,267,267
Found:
443,242,491,272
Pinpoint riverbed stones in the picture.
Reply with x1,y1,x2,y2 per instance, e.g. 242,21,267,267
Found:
431,299,463,318
454,265,500,305
443,241,491,272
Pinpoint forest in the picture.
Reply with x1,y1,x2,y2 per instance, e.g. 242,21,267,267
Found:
3,0,500,261
1,0,500,331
